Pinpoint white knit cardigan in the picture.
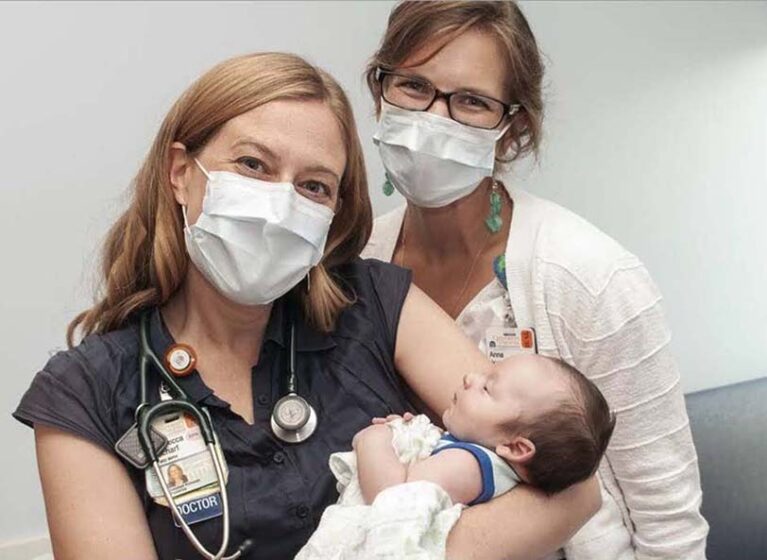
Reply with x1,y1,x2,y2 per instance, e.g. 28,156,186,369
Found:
362,187,709,559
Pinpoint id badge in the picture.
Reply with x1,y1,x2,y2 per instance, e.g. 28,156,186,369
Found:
485,326,537,362
144,411,228,525
172,492,224,528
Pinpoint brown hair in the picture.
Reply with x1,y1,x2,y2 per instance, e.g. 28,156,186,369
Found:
365,1,544,164
519,358,616,495
67,52,372,346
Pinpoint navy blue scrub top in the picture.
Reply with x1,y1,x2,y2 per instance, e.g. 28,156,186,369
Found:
14,258,413,559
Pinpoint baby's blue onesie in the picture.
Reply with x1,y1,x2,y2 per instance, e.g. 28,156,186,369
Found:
431,433,521,505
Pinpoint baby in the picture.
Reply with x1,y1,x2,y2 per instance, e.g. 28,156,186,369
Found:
353,354,616,506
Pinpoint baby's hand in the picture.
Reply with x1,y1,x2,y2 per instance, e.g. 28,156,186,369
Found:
352,423,391,450
371,412,415,425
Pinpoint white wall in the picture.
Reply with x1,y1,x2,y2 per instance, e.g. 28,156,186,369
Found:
0,0,764,549
513,1,767,397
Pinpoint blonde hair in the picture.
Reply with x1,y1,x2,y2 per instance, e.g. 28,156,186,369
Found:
68,52,372,346
365,1,544,164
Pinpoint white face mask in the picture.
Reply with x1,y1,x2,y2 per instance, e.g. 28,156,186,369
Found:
183,159,334,306
373,101,510,208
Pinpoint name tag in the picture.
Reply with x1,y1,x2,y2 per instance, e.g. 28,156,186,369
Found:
173,492,224,527
485,326,537,362
145,411,228,511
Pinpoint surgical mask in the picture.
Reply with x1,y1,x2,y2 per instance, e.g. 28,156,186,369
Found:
182,160,334,306
373,101,510,208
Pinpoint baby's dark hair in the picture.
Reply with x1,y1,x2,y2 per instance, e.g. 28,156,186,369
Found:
518,358,615,495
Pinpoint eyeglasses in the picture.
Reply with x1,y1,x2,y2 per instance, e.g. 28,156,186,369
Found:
377,68,520,130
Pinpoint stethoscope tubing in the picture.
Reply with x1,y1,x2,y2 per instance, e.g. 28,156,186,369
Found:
138,399,216,459
151,443,237,560
136,313,244,560
134,304,316,558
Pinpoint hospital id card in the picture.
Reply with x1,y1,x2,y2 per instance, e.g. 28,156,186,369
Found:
485,326,537,362
145,412,228,506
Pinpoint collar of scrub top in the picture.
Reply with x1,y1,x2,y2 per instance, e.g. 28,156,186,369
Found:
266,293,338,353
146,296,337,407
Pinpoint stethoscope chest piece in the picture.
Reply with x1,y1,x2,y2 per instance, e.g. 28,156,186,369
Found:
271,393,317,443
164,343,197,377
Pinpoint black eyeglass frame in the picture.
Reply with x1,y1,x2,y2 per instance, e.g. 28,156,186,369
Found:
376,67,521,130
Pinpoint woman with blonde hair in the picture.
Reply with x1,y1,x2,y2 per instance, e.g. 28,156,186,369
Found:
364,1,708,558
14,52,599,559
166,464,188,489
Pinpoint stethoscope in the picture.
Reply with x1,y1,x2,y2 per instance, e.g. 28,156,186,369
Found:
134,305,318,560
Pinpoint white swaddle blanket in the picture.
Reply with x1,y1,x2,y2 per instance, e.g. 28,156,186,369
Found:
295,415,464,560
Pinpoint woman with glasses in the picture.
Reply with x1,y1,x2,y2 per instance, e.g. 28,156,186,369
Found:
363,2,708,559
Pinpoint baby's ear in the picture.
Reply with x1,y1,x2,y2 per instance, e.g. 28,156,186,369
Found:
496,437,535,465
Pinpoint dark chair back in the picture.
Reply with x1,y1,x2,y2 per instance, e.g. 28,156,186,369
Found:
686,376,767,559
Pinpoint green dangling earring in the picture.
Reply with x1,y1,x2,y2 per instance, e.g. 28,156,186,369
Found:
484,179,503,233
382,173,395,196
